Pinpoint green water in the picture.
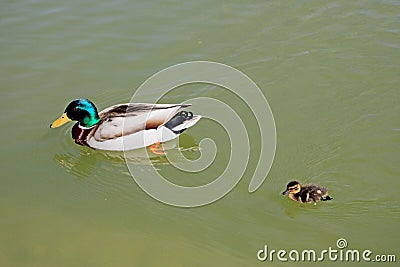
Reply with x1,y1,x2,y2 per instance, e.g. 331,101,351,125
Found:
1,1,399,266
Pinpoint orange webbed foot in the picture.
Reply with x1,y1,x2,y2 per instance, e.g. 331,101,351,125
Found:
149,141,166,155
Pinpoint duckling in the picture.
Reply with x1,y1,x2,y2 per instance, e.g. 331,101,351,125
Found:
282,180,332,203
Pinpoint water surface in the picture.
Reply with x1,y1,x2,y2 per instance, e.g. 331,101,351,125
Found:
1,1,399,266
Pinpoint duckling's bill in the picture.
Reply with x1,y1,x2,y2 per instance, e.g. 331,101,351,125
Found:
50,113,71,128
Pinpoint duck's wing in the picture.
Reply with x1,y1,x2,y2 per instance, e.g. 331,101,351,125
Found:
318,187,329,196
303,184,329,202
93,103,191,141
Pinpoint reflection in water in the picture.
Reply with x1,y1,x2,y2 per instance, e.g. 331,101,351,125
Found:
54,148,110,179
53,133,200,179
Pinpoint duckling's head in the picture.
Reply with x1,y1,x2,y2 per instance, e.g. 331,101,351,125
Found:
50,98,100,128
282,180,301,195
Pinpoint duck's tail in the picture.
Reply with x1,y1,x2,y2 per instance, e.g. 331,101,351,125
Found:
164,111,201,134
321,195,333,201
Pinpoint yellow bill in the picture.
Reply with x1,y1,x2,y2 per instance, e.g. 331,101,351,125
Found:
50,113,71,128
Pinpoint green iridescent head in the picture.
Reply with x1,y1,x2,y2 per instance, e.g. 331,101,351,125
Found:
50,98,100,128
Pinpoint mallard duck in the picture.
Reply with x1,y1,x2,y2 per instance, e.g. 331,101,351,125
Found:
50,98,201,151
282,180,332,203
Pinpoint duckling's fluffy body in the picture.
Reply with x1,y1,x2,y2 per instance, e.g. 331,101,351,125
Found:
282,180,332,203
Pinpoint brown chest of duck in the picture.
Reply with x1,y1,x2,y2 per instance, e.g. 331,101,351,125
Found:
282,180,333,204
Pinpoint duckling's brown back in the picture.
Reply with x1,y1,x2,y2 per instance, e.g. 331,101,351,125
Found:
301,184,329,203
